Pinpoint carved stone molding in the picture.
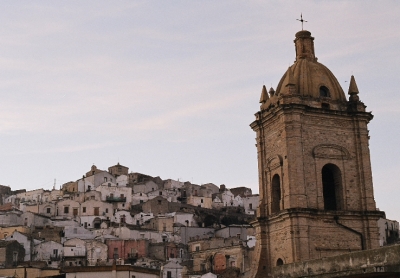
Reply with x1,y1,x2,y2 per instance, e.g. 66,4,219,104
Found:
312,144,350,159
266,155,283,171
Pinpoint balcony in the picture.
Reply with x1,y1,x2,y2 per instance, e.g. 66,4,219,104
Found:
106,196,126,202
50,255,62,261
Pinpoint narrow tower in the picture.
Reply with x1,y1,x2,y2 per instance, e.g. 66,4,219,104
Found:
250,30,384,277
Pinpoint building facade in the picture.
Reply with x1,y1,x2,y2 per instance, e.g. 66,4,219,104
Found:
250,29,384,277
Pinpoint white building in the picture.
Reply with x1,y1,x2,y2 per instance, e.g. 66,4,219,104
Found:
34,240,63,267
5,231,41,261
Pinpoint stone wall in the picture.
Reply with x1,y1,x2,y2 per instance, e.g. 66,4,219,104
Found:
273,244,400,278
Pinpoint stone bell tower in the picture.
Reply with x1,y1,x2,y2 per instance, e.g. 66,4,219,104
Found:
249,30,385,277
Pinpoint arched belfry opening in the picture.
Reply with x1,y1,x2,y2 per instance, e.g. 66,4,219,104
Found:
322,164,343,210
271,174,281,213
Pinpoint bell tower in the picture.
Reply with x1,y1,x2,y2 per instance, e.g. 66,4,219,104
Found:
250,30,384,277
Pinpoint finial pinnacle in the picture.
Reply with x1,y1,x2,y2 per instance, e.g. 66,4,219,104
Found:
296,13,308,31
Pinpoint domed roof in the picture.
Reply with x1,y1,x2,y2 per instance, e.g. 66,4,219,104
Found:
275,30,346,102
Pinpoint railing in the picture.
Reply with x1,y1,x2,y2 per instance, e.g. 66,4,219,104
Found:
106,196,126,202
50,255,62,261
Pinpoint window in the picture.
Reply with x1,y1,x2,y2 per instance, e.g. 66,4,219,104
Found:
140,200,143,204
319,86,330,97
195,245,200,252
46,208,51,213
104,177,107,182
159,191,162,196
83,207,86,213
73,208,78,216
122,203,125,207
249,203,253,210
167,271,172,278
158,200,162,205
277,258,284,266
201,199,203,203
91,196,95,200
237,233,241,238
163,223,166,232
53,249,58,256
94,207,99,216
105,208,108,213
322,164,343,211
64,206,69,214
13,251,18,264
271,174,281,213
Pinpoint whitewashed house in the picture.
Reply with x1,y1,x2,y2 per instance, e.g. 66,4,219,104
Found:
5,231,41,261
132,180,158,194
56,199,81,220
79,200,113,229
131,192,149,206
161,259,184,278
63,238,87,266
163,179,184,190
132,212,154,226
112,210,134,225
96,183,132,210
34,240,63,267
85,240,108,266
242,195,259,215
64,226,95,240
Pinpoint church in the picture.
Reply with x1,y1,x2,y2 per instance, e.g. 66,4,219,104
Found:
249,29,400,277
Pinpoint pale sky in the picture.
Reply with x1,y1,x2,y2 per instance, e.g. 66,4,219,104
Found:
0,1,399,220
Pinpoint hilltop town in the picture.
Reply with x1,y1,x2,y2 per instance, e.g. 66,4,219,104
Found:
0,163,263,278
0,162,398,278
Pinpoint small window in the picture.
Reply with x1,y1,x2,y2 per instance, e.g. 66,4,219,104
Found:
277,258,284,266
158,200,162,205
105,208,108,213
320,86,330,97
64,206,69,214
83,207,86,213
159,191,162,196
46,208,51,213
321,103,330,109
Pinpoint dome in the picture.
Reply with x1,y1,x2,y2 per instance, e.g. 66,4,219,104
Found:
275,30,346,102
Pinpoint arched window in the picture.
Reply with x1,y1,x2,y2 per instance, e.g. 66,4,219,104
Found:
276,258,284,266
271,174,281,213
320,86,330,97
322,164,343,210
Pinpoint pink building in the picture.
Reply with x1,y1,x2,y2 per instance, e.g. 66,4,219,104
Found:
105,239,148,262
